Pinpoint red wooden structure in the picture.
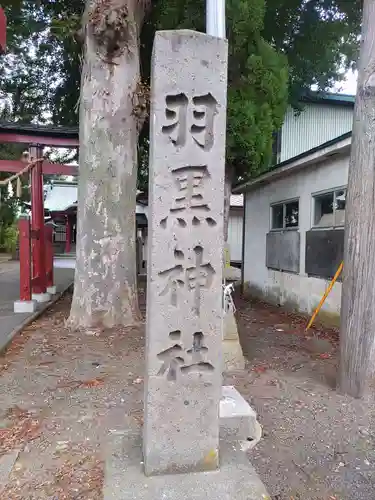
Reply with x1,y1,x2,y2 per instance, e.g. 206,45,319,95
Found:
0,127,79,304
30,146,47,295
18,218,32,302
18,219,56,302
65,216,72,253
0,15,79,305
44,224,54,291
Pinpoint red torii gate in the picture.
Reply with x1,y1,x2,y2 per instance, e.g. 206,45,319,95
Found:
0,126,79,302
0,9,79,305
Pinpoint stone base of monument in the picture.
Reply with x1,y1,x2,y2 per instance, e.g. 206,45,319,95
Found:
220,385,262,451
223,309,245,371
104,386,266,500
104,433,269,500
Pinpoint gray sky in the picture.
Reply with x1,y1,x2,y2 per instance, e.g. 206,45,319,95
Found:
334,70,357,95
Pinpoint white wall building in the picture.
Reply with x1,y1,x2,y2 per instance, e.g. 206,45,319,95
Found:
235,133,352,325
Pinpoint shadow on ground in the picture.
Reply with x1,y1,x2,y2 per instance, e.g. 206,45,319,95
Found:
229,294,375,500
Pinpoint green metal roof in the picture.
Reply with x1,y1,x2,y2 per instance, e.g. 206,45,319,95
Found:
301,91,355,106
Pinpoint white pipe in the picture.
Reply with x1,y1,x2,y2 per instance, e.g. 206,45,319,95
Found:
206,0,226,39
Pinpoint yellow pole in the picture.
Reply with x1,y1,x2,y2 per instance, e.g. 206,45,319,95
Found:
305,261,343,331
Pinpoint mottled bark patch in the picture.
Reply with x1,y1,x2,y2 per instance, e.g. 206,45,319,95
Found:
88,0,134,60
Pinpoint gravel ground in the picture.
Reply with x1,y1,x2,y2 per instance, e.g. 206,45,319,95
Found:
0,289,374,499
230,294,375,500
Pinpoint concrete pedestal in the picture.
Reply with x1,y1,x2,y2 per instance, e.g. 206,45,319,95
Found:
32,292,51,303
104,433,269,500
220,386,262,451
13,300,37,314
223,310,245,371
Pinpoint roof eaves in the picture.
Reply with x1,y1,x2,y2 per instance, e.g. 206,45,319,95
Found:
233,131,352,194
300,91,355,106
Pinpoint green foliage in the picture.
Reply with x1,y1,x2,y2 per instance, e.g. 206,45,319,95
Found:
226,0,288,179
0,106,31,247
146,0,289,181
0,0,362,186
0,222,18,253
263,0,361,103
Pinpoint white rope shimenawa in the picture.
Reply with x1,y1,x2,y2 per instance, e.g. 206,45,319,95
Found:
0,153,44,204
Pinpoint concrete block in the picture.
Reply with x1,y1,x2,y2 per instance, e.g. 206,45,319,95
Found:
104,433,270,500
32,292,51,303
144,30,228,476
220,386,262,451
47,285,57,295
14,300,37,314
223,310,245,370
0,450,19,494
223,339,245,371
223,309,240,340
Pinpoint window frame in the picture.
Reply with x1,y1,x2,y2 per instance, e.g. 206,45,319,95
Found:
312,186,347,229
270,197,300,231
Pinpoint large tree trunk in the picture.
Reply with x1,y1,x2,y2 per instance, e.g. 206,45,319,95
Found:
69,0,147,329
338,0,375,398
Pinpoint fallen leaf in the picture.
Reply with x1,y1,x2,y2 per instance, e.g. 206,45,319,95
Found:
79,378,105,388
252,365,268,373
319,353,332,359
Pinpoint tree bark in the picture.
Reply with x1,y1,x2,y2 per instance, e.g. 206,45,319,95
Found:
69,0,146,328
338,0,375,398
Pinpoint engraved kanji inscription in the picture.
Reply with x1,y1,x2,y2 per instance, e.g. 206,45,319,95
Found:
191,94,218,151
160,166,217,229
157,330,214,381
171,166,209,213
162,93,218,151
158,246,215,315
161,93,188,147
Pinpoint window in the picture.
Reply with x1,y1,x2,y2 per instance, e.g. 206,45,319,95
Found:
271,199,299,230
313,188,346,228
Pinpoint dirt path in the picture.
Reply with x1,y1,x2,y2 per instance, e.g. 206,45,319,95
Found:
0,292,145,499
231,295,375,500
0,290,374,499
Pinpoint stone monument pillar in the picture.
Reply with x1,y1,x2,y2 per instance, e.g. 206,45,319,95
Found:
104,29,269,500
144,29,227,476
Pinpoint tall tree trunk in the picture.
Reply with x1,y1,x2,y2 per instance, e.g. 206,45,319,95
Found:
338,0,375,398
69,0,147,329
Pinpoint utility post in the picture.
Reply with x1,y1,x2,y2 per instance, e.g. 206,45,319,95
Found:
206,0,226,38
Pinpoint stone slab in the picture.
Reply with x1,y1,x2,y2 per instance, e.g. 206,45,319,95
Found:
220,386,261,450
0,450,19,494
144,30,228,476
223,339,245,371
223,310,245,370
32,292,51,303
104,433,270,500
223,309,240,341
13,300,37,314
223,266,241,281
